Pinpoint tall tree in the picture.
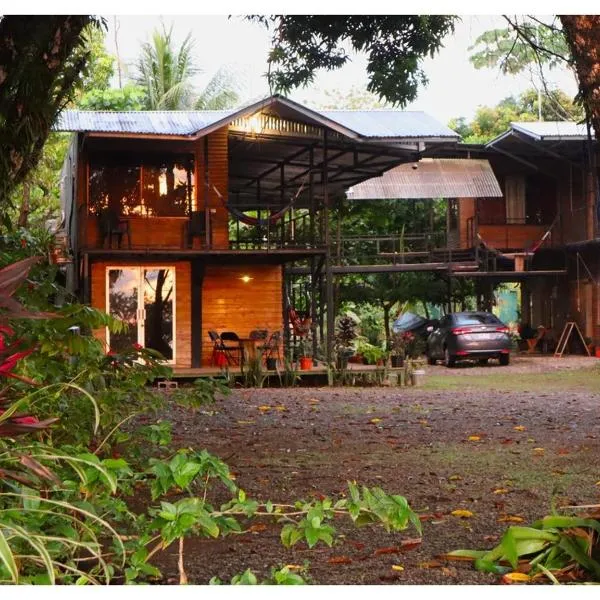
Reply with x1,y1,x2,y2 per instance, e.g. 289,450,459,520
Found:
250,15,457,106
0,16,98,220
559,16,600,137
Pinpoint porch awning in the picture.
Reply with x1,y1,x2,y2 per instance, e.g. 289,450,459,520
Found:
346,158,503,200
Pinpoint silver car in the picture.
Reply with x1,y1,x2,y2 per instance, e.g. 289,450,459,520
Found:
426,311,511,368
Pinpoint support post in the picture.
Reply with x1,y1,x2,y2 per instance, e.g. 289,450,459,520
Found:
324,129,334,363
191,260,204,368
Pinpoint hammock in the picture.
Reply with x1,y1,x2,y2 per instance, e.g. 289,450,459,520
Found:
288,306,312,338
211,173,308,227
477,215,559,259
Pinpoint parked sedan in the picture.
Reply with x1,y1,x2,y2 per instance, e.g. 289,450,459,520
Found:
426,311,511,367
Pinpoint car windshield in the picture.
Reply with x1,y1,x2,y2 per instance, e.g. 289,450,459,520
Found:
454,313,502,326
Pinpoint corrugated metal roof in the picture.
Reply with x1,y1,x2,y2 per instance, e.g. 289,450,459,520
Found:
319,110,458,139
54,95,458,141
56,109,238,136
510,121,588,141
346,159,502,200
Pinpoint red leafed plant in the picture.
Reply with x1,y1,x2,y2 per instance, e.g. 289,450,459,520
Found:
0,257,57,439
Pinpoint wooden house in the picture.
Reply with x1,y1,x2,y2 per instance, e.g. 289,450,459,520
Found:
57,95,459,369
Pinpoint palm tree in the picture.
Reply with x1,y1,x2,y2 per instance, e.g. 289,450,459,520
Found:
134,24,242,111
135,24,197,110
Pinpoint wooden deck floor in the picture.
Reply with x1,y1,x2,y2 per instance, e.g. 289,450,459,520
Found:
171,363,395,379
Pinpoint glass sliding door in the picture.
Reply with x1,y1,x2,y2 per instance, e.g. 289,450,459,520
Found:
106,267,176,362
143,268,175,361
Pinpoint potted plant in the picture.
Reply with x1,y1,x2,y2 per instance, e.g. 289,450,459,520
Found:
298,339,312,371
334,315,358,369
389,331,406,368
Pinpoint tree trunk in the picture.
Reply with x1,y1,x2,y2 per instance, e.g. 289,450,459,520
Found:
383,303,391,349
18,181,30,228
560,16,600,139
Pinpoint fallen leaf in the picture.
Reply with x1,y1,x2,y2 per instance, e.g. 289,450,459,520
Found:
391,565,404,572
533,447,545,455
451,509,473,518
248,524,267,533
236,420,255,425
467,435,481,442
448,475,462,481
514,425,526,432
285,565,303,571
419,513,445,522
374,546,399,556
274,405,287,412
500,438,514,445
493,488,509,494
418,560,443,569
595,481,600,486
258,405,271,412
498,515,524,523
370,418,382,424
557,448,570,455
399,538,422,551
328,556,353,565
309,399,320,404
502,572,530,584
441,567,457,577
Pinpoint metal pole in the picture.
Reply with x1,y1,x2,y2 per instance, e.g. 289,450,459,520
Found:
324,129,334,363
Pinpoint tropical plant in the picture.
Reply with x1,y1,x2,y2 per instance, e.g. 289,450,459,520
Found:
444,512,600,583
134,23,197,110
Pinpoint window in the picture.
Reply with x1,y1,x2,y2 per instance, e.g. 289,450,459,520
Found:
454,313,502,326
89,153,195,217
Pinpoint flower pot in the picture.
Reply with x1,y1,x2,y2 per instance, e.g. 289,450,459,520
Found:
266,357,277,370
299,356,312,370
411,369,426,386
595,347,600,358
391,355,404,368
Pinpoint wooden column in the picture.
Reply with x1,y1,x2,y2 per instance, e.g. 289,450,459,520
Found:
324,129,334,363
191,260,204,368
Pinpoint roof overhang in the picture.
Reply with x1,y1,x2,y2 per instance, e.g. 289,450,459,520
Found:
346,158,502,200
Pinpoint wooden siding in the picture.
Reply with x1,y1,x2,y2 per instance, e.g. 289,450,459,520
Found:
458,197,475,248
192,127,229,250
90,260,192,368
478,224,547,251
86,217,187,249
80,128,230,250
201,265,283,365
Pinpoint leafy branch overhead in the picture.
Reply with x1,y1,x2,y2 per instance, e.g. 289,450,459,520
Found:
250,15,456,106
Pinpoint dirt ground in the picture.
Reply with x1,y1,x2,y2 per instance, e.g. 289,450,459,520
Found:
154,355,600,584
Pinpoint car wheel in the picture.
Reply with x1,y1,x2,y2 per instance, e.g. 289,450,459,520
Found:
427,352,436,366
444,348,456,368
499,354,510,366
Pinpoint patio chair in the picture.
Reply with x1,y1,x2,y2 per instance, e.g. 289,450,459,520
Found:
260,331,281,364
220,331,243,366
184,210,208,248
99,207,131,249
249,329,268,341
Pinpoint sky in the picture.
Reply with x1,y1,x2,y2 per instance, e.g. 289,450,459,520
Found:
103,14,578,125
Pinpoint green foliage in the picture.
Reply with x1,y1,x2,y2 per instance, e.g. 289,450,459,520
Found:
468,19,570,76
449,514,600,582
78,85,148,111
195,66,242,110
449,88,583,144
210,566,306,585
314,85,389,110
0,16,98,215
134,23,197,110
250,16,456,106
170,377,230,410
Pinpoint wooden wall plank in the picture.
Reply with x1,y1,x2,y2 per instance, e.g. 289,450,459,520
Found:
201,264,283,365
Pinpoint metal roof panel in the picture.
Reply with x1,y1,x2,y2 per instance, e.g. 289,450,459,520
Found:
346,158,502,199
510,121,588,141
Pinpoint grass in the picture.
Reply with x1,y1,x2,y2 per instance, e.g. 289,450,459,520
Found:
423,367,600,392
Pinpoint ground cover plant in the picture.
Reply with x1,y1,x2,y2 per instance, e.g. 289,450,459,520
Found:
0,238,423,585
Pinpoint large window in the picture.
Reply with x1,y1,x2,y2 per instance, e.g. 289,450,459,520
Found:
89,153,195,217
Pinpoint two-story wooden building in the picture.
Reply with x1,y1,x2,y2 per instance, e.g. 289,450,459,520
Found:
56,95,459,369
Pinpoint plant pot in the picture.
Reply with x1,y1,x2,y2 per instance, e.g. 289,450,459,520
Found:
336,355,349,370
411,369,426,386
391,355,404,368
266,357,277,370
299,356,312,370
